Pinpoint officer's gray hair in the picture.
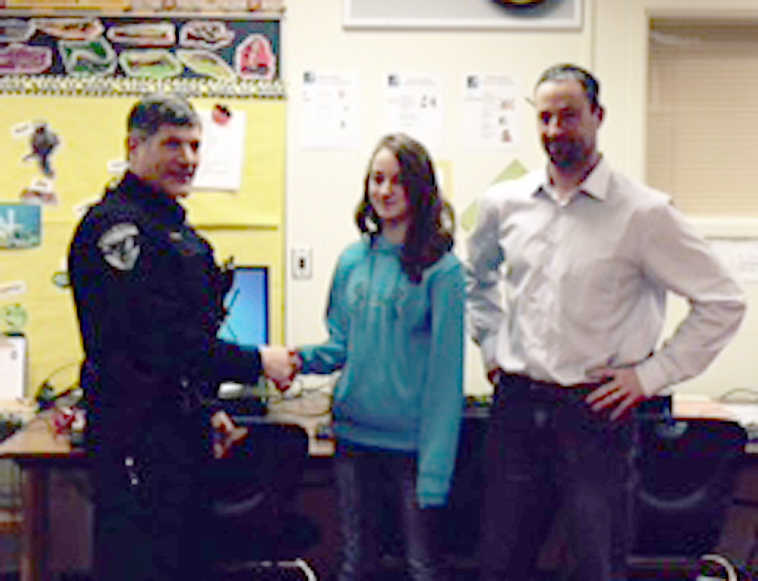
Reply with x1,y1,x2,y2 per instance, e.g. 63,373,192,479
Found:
127,93,200,140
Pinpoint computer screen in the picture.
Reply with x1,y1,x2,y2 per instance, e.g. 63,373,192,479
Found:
217,266,269,348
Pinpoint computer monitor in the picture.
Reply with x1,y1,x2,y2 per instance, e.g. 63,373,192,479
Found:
217,266,269,349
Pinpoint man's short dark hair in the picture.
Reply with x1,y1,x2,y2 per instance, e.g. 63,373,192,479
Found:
535,63,601,110
127,93,200,139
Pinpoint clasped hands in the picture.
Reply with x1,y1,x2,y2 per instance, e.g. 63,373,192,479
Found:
260,345,302,392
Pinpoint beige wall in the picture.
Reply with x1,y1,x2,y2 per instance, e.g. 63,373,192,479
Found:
594,0,758,397
283,0,594,396
283,0,758,398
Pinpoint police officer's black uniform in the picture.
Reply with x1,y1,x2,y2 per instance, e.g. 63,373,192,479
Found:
68,171,266,580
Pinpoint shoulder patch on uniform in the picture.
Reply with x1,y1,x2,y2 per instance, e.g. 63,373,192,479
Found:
97,222,140,271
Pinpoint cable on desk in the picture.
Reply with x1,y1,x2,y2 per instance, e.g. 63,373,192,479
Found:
263,375,336,417
35,360,81,407
717,388,758,403
698,553,739,581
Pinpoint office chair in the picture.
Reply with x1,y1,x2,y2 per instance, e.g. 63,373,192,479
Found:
629,416,748,580
208,421,320,581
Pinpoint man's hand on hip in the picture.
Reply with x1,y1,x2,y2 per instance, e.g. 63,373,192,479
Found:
585,366,647,421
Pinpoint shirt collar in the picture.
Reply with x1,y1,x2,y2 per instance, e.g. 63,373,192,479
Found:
534,156,612,203
371,233,403,253
115,171,187,225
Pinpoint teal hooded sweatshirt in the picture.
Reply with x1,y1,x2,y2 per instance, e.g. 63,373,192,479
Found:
298,235,465,507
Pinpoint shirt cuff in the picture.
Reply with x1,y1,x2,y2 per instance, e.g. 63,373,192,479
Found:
481,334,499,372
417,492,446,509
417,474,448,508
634,357,669,397
297,346,313,373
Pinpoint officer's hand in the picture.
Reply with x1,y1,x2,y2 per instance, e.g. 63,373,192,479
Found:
585,366,647,421
211,410,248,459
260,345,299,391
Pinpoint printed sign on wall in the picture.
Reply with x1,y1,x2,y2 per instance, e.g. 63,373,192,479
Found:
0,203,41,248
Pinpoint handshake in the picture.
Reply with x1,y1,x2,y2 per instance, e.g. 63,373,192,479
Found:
259,346,302,391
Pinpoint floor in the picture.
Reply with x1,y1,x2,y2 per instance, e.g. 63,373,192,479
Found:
0,573,695,581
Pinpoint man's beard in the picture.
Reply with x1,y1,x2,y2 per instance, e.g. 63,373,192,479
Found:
545,138,588,170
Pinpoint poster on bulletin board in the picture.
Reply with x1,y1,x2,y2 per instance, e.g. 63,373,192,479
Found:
0,202,40,248
0,12,281,82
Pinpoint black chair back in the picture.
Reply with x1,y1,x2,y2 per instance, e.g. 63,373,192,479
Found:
633,417,747,556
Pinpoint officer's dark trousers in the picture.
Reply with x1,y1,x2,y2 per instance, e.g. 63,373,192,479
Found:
91,412,306,581
92,411,209,581
479,373,638,581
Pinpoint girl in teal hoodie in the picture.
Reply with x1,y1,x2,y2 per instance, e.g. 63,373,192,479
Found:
294,133,465,581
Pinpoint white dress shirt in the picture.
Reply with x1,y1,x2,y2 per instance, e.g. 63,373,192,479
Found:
465,157,746,396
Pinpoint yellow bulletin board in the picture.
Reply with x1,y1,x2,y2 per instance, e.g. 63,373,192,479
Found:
0,94,286,397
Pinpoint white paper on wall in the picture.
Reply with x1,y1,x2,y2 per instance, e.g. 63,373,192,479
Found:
462,73,520,150
192,108,246,192
0,334,26,400
299,69,360,151
708,237,758,284
381,71,444,155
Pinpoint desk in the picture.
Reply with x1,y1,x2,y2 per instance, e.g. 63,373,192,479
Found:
257,397,334,457
673,395,758,455
672,395,758,575
0,402,333,581
0,412,87,581
3,396,755,581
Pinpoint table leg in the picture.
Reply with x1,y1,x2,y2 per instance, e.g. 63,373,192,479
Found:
20,464,49,581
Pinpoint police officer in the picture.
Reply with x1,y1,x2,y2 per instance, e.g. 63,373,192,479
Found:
68,94,294,581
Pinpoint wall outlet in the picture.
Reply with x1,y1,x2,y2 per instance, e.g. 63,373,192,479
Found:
292,247,313,279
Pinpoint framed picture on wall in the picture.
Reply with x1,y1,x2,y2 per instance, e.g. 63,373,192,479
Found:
343,0,583,30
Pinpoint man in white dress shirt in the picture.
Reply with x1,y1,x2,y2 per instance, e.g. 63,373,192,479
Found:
465,63,746,581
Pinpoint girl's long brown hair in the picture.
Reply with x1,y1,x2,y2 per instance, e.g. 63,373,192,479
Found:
355,133,454,284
